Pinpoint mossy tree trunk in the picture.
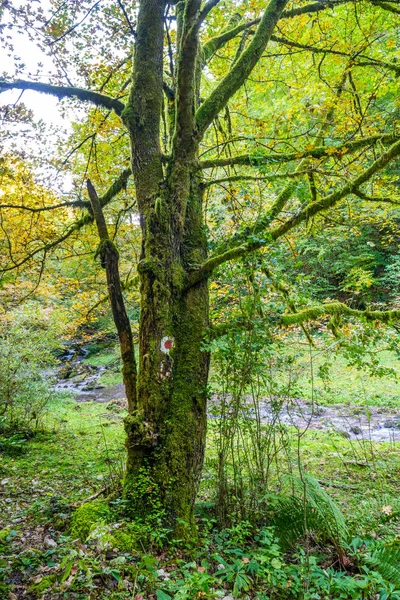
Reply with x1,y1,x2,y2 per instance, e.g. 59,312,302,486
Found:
119,0,290,537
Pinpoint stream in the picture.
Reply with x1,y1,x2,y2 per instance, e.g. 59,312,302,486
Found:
54,345,400,443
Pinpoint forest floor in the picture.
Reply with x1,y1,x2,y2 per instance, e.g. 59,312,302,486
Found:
0,344,400,599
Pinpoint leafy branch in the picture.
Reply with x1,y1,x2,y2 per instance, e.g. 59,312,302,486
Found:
198,133,400,169
0,168,131,275
187,138,400,286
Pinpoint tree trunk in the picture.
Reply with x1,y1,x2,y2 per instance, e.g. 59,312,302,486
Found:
123,175,209,537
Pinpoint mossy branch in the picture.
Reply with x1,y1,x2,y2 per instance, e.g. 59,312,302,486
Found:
0,80,125,115
204,169,309,187
87,179,137,412
196,0,289,137
371,0,400,14
198,133,400,170
282,303,400,327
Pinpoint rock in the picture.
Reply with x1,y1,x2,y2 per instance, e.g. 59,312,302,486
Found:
157,568,170,580
44,537,57,548
383,420,400,429
68,373,88,384
337,430,351,439
350,426,363,435
82,384,96,391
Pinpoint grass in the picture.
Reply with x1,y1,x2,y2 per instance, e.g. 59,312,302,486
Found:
1,393,399,598
83,351,119,368
293,349,400,407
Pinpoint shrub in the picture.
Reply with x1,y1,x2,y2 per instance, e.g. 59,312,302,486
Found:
0,305,62,431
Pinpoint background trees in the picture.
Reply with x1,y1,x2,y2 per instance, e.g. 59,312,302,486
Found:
1,0,400,536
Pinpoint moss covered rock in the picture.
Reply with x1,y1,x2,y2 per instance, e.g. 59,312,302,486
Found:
70,499,111,541
27,574,56,596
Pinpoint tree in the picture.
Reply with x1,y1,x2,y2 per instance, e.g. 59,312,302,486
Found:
1,0,400,537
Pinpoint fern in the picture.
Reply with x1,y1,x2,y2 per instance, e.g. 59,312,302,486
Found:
366,542,400,587
267,474,348,550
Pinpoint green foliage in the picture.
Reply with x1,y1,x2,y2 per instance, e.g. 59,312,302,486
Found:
27,574,56,596
0,305,62,431
267,474,348,549
367,541,400,588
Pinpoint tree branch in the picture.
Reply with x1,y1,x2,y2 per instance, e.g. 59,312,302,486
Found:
196,0,290,138
370,0,400,14
0,200,88,212
87,179,137,413
270,35,400,75
282,302,400,327
187,138,400,286
0,168,131,274
116,0,136,37
204,169,309,187
0,80,125,115
202,16,258,64
198,133,400,169
353,189,400,205
196,0,223,28
281,0,348,18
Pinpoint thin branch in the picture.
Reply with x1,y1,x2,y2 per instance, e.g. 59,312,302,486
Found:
281,0,349,18
204,169,309,187
0,80,125,116
48,0,103,45
353,189,400,205
116,0,136,37
270,35,400,76
0,200,88,212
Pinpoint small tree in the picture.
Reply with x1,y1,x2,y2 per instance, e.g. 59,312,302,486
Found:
1,0,400,536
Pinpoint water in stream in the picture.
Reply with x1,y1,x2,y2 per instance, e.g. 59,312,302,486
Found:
54,345,400,443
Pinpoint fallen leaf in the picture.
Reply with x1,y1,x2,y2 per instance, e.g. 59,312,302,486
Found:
381,505,393,515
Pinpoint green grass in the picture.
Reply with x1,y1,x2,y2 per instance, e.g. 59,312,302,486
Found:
295,349,400,407
99,370,123,386
84,351,119,367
